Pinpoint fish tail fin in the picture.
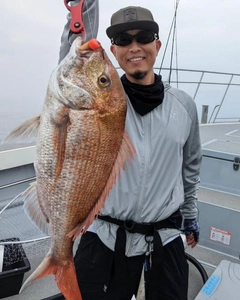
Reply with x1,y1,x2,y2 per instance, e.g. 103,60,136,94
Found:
20,252,82,300
55,259,82,300
20,252,54,292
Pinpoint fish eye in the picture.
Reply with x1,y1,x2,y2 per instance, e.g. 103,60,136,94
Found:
98,74,110,87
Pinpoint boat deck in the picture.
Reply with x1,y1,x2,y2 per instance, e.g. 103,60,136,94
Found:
200,123,240,154
1,122,240,300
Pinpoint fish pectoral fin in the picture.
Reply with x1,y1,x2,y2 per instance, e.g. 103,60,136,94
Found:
53,112,70,186
20,252,82,300
23,181,50,236
67,223,86,240
117,130,137,169
99,129,137,197
2,115,41,144
68,130,137,240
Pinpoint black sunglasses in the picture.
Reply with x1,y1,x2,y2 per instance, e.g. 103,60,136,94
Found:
111,31,158,46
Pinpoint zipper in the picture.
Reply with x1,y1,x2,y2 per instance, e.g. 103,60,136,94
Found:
126,114,151,255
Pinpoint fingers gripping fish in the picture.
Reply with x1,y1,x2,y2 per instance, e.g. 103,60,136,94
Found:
6,37,136,300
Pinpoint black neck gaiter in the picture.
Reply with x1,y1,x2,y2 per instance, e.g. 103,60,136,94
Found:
121,74,164,116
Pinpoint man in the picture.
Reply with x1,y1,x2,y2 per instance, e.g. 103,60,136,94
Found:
59,4,202,300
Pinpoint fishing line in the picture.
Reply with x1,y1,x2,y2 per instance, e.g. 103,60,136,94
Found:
0,192,24,215
168,0,179,84
175,25,179,88
159,0,180,81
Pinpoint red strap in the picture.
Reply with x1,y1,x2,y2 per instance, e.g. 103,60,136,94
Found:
64,0,85,35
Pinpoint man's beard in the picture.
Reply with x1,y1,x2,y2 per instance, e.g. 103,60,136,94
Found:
129,71,147,80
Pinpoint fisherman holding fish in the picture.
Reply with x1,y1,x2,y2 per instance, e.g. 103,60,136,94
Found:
4,1,201,299
59,2,202,300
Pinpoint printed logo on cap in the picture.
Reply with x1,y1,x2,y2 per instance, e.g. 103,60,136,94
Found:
124,9,138,22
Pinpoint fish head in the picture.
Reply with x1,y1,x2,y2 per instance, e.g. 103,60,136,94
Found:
50,37,126,115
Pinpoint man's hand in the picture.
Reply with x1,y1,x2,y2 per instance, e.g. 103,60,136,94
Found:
184,218,200,248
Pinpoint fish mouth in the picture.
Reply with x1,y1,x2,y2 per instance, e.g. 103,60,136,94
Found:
75,37,103,58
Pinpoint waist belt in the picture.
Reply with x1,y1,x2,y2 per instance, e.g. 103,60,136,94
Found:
98,209,182,300
98,209,182,235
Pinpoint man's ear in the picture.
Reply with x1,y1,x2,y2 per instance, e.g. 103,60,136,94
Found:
110,45,117,58
156,39,162,53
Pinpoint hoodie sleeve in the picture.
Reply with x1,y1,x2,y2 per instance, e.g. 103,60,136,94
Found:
58,0,99,63
181,102,202,220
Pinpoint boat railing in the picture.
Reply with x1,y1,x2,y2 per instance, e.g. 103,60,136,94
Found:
0,176,35,192
116,67,240,123
159,67,240,123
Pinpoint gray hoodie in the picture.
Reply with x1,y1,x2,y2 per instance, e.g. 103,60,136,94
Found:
93,83,202,256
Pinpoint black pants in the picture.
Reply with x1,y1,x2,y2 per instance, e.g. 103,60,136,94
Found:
74,232,188,300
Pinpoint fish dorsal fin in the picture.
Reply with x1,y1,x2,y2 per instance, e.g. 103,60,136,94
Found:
67,131,136,239
2,115,41,144
23,181,50,236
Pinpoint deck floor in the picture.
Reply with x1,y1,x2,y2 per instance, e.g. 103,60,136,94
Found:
1,123,240,300
200,122,240,154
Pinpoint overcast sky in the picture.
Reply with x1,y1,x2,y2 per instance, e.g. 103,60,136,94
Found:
1,0,240,136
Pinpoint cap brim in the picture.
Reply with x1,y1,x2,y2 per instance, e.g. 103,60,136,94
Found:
106,21,159,38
